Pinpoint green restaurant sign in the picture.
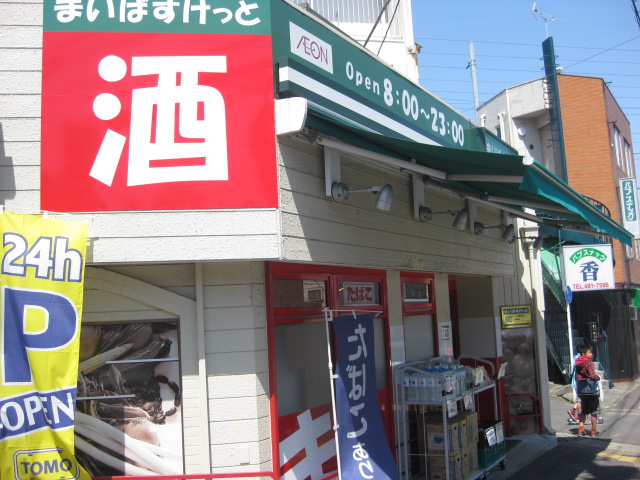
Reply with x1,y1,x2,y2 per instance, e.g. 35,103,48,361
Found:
619,178,640,238
271,1,514,154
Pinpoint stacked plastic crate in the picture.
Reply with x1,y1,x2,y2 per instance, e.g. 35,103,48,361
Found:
477,420,505,469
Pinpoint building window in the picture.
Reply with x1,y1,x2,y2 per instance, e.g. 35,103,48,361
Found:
625,140,633,176
339,280,381,306
401,273,436,363
273,278,327,308
292,0,398,25
614,126,622,169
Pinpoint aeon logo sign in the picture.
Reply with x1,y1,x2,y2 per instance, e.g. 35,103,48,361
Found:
289,22,333,73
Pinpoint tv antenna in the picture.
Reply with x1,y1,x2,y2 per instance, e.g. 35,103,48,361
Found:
532,2,563,37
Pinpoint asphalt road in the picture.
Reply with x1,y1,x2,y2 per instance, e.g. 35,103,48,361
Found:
550,383,640,446
503,436,640,480
496,381,640,480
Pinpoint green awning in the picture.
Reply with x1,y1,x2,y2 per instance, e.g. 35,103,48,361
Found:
633,289,640,309
305,111,633,246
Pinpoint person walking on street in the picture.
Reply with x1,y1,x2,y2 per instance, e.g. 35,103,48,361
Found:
567,343,585,424
575,343,601,436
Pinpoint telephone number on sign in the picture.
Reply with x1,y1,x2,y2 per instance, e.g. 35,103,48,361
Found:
571,282,611,290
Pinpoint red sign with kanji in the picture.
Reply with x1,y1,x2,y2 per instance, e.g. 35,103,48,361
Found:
41,32,277,211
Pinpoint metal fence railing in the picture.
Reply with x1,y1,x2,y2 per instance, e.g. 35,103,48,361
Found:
581,314,612,387
545,313,572,380
292,0,402,36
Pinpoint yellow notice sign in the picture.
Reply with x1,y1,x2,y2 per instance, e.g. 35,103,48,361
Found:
500,305,532,329
0,211,90,480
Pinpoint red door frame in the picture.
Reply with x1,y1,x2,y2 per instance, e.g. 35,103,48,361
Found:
265,262,393,475
399,271,438,357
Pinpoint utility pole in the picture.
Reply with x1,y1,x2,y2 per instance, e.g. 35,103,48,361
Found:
468,41,480,123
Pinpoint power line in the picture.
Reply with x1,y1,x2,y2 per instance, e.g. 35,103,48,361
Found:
564,36,640,69
421,65,543,73
422,65,640,78
421,76,640,89
415,37,640,52
423,51,640,65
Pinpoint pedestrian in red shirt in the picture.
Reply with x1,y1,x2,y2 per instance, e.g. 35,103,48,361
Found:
575,343,600,436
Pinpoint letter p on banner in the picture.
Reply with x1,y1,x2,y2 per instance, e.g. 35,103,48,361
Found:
1,211,90,480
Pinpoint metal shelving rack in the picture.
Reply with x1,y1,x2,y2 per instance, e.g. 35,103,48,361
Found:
459,356,499,420
459,356,507,479
394,358,506,480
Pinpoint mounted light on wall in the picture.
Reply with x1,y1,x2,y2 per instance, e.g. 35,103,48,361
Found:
419,207,469,230
453,209,469,230
513,234,545,250
331,182,393,211
512,234,546,259
474,222,516,242
532,235,544,250
418,207,452,223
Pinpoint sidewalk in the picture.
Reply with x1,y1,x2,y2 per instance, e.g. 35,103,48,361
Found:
485,376,640,480
547,375,638,412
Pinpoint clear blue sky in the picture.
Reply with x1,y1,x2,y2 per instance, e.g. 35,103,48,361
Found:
410,1,640,170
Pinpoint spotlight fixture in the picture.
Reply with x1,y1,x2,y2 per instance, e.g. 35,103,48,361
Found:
419,207,469,229
533,235,544,250
331,182,393,211
474,222,515,242
512,234,545,251
452,209,469,230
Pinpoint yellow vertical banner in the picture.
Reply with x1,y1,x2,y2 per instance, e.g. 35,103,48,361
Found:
0,211,91,480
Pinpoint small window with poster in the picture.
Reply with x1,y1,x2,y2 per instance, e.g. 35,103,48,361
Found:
75,321,183,477
339,281,381,306
401,274,435,313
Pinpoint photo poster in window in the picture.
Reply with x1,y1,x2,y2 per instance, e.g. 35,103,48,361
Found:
76,321,183,476
439,321,454,360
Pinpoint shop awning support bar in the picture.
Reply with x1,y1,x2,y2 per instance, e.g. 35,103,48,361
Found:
318,136,613,238
318,136,448,180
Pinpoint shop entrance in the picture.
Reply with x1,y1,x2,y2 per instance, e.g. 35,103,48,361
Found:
267,263,392,480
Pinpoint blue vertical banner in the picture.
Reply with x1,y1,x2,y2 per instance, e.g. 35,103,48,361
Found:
333,314,399,480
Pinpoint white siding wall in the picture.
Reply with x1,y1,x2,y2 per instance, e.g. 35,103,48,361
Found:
278,134,516,277
0,1,281,265
201,262,271,473
0,1,42,211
